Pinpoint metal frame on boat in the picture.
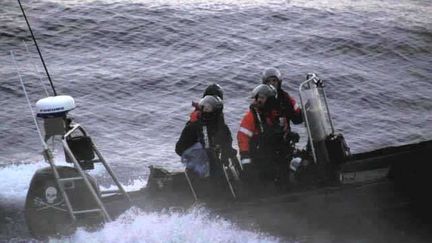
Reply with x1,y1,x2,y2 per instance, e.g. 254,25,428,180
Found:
24,110,131,237
299,73,335,164
61,123,131,220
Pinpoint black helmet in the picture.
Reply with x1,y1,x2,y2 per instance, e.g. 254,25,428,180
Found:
203,83,224,100
250,84,277,100
262,67,282,89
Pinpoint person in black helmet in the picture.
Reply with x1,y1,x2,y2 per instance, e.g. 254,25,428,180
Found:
176,95,237,177
261,68,303,138
190,83,224,122
237,84,288,183
203,83,224,100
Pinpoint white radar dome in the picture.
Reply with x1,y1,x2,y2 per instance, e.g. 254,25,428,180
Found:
36,95,76,117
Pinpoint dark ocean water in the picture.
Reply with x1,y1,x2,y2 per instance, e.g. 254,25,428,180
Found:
0,0,431,241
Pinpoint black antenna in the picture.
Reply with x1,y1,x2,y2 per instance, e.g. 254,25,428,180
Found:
17,0,57,96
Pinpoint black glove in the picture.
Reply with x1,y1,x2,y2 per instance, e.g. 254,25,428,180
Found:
228,147,238,158
285,131,300,143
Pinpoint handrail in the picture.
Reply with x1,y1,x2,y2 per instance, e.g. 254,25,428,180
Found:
63,123,131,202
62,124,112,222
64,123,131,203
64,124,80,138
63,123,88,138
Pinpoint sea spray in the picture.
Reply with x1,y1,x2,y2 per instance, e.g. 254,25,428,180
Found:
51,206,280,243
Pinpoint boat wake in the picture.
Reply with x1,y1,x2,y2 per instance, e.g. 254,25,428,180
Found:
0,160,47,207
0,161,279,242
51,207,279,243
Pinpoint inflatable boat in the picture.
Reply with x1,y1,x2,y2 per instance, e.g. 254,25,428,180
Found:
22,74,432,239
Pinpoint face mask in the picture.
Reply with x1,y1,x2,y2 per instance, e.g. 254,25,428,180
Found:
254,94,268,109
201,111,217,123
264,77,280,89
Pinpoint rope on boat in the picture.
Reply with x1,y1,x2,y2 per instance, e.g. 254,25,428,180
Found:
10,50,48,152
23,40,50,96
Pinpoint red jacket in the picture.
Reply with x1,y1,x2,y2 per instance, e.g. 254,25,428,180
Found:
237,107,280,159
189,101,200,122
237,92,302,159
190,110,200,122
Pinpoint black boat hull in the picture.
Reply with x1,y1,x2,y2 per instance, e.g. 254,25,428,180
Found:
24,140,432,240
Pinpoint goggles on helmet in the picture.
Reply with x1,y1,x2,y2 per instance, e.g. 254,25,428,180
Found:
263,76,281,85
250,84,277,100
199,95,223,113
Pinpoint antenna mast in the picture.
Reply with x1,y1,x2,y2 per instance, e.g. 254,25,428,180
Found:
17,0,57,96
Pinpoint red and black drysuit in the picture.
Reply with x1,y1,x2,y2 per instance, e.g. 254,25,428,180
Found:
237,93,302,181
176,116,237,177
238,92,302,159
276,89,303,133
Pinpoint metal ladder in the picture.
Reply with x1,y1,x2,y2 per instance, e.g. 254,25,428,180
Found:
46,123,130,223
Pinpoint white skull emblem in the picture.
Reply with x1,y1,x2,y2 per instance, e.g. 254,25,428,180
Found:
157,179,164,189
45,186,58,204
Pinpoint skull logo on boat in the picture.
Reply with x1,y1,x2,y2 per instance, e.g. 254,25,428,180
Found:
45,186,58,204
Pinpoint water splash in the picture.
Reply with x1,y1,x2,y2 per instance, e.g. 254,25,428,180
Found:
0,161,279,242
0,159,140,206
51,207,280,243
0,160,46,206
100,177,147,191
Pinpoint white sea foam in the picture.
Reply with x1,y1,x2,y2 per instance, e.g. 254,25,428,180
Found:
0,161,278,242
51,207,280,243
0,159,143,206
0,160,47,206
100,177,147,191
